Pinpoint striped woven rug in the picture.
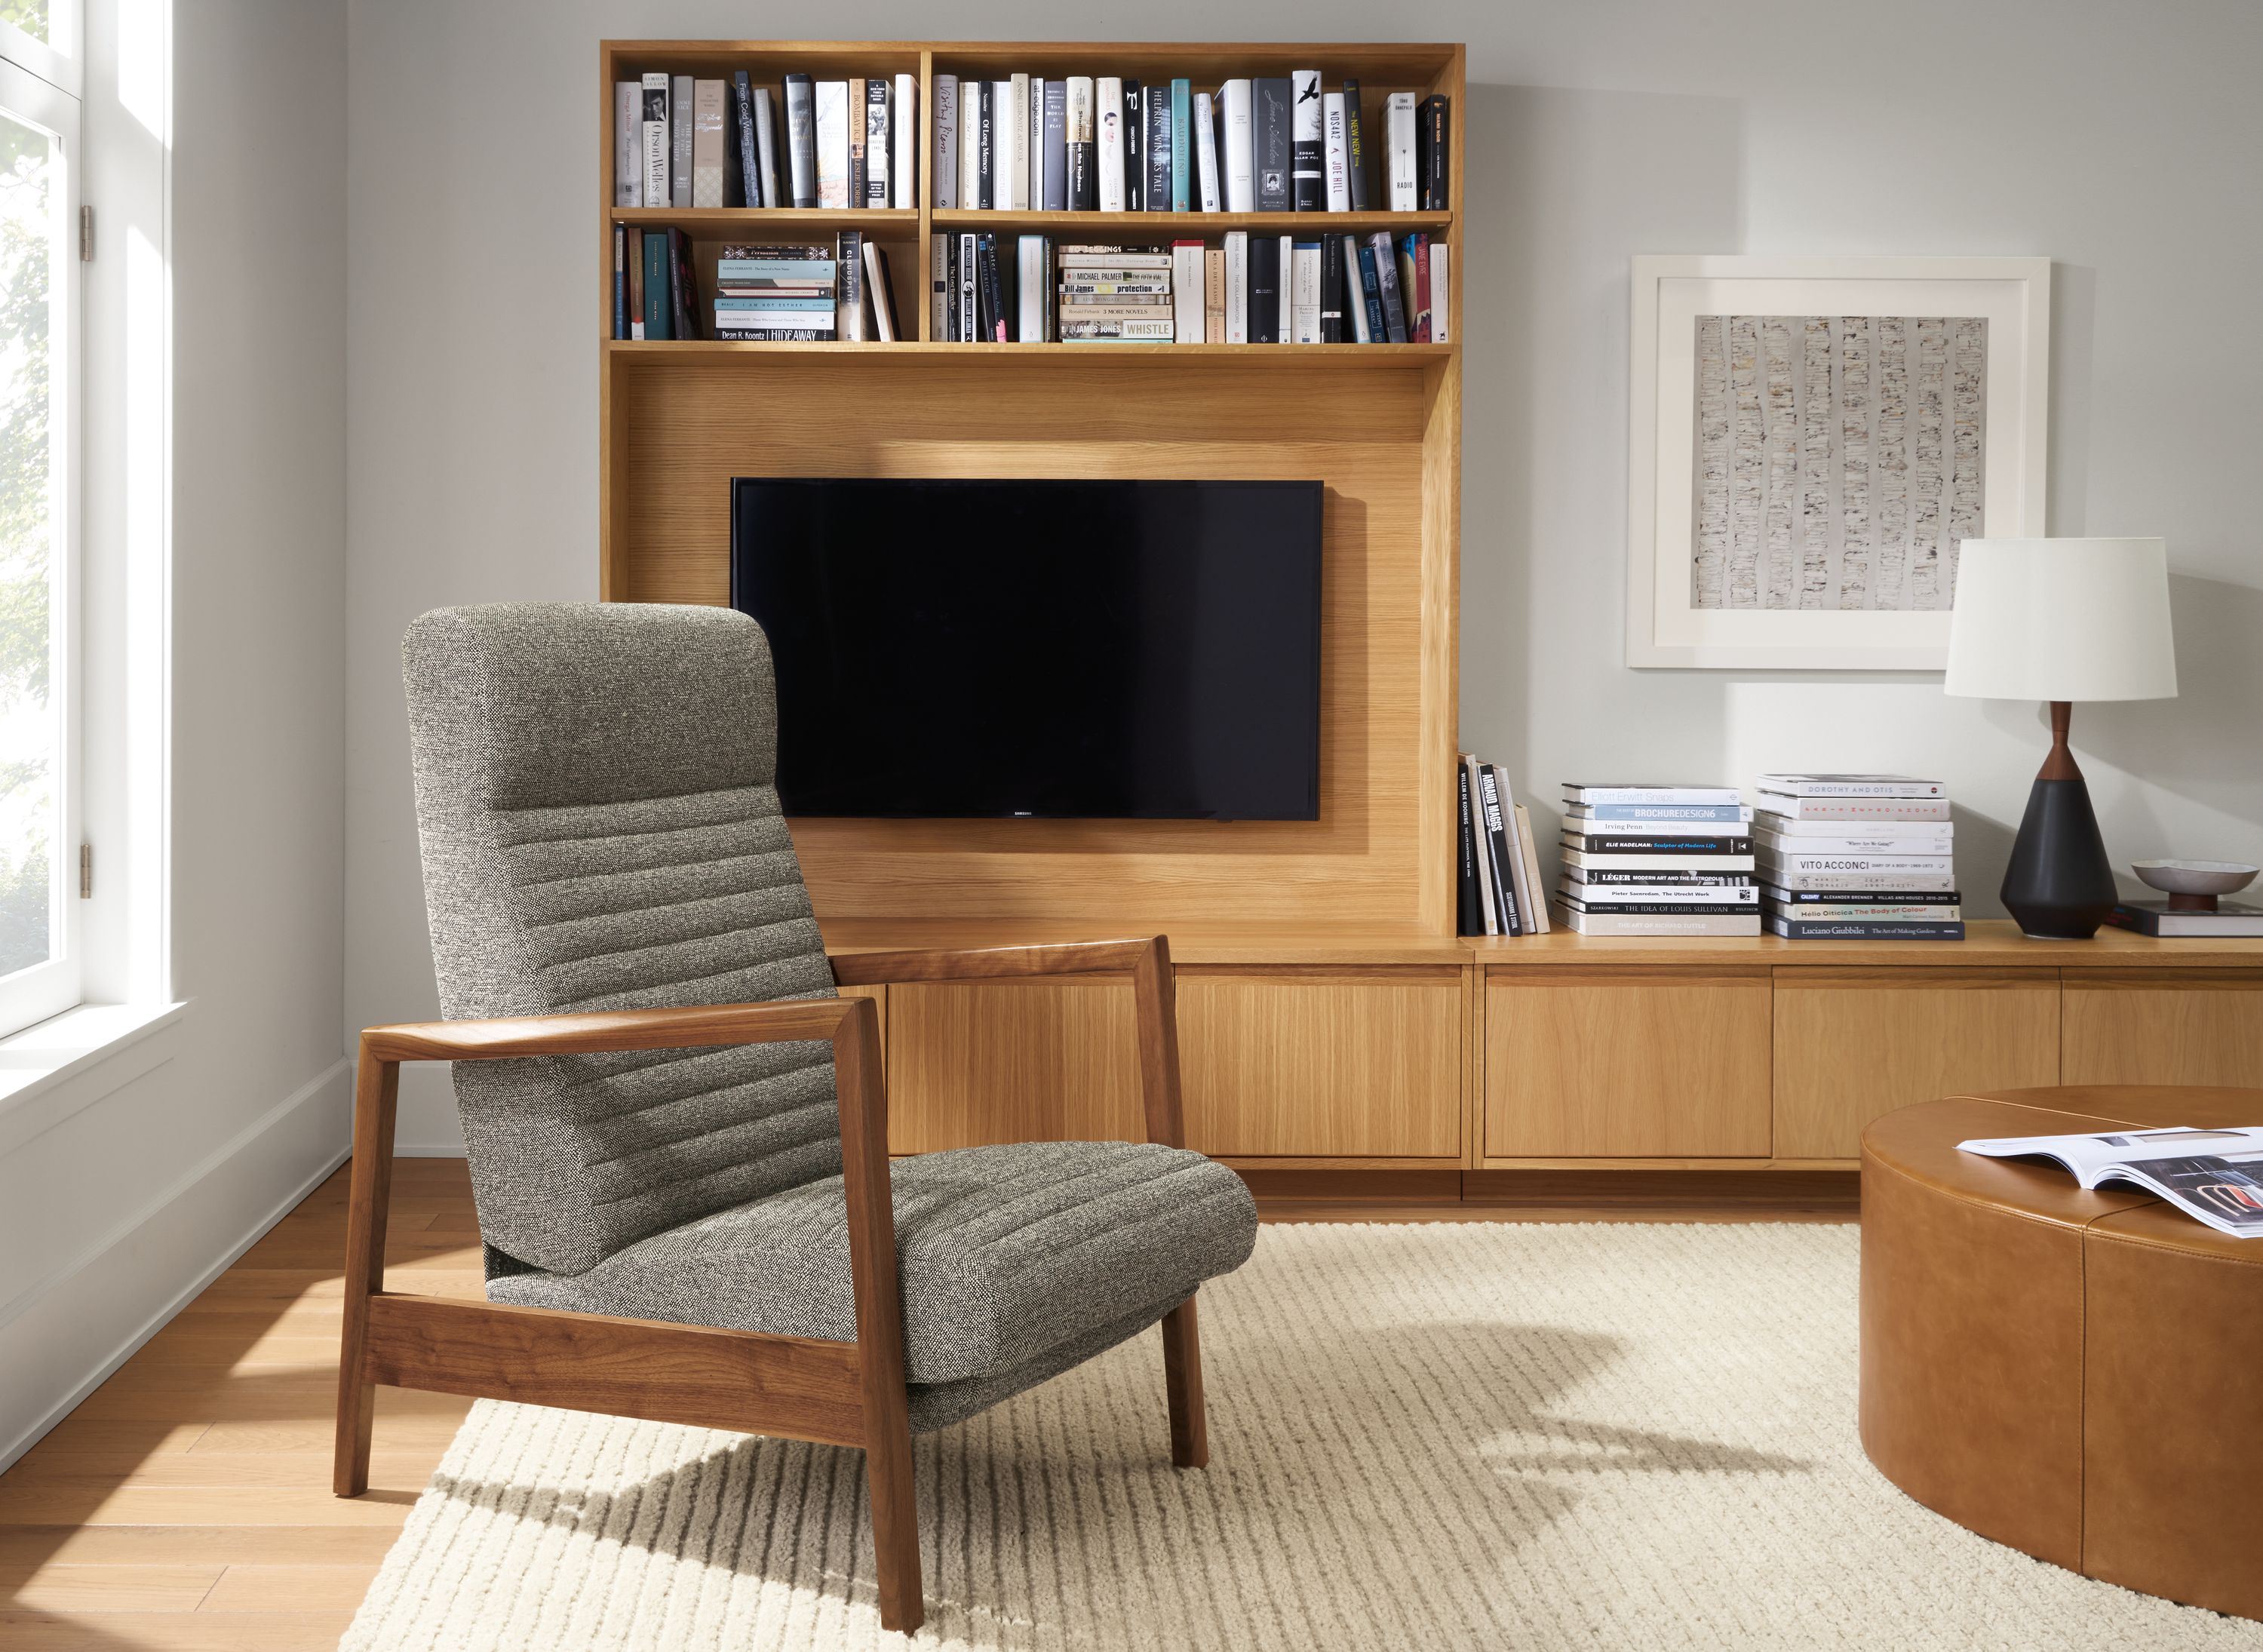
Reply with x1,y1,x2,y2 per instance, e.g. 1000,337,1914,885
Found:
341,1223,2261,1650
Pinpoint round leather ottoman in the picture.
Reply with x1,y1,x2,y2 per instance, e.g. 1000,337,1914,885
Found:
1860,1086,2263,1623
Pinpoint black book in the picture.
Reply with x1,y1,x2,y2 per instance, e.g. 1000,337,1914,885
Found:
1068,136,1095,212
1456,766,1482,937
957,232,978,342
1042,79,1068,211
835,229,863,342
1562,834,1755,855
784,75,818,207
1251,77,1292,210
1122,80,1144,210
667,226,697,340
976,232,1003,342
1290,72,1324,210
864,79,891,207
1576,869,1752,886
731,72,761,206
943,234,958,341
1341,79,1370,210
1475,765,1520,936
1144,86,1172,211
1369,232,1408,342
1319,235,1346,343
1418,94,1449,210
976,80,994,210
1248,233,1281,344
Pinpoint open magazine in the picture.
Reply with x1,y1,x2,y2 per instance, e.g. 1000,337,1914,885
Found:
1957,1126,2263,1239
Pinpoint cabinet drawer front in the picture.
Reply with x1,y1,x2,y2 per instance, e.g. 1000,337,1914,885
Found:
1485,970,1770,1157
886,980,1142,1153
2063,971,2263,1087
1773,970,2060,1159
1180,970,1464,1158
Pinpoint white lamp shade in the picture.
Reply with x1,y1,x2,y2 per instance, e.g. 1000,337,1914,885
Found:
1942,538,2178,702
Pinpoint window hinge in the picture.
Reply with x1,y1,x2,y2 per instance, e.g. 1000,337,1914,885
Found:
78,842,91,898
79,204,93,262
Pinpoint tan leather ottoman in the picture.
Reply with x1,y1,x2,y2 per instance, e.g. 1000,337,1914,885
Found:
1861,1086,2263,1622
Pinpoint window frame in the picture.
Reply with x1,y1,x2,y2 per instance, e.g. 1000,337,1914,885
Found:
0,48,83,1038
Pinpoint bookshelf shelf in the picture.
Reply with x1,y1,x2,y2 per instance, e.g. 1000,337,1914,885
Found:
607,339,1453,365
612,207,923,234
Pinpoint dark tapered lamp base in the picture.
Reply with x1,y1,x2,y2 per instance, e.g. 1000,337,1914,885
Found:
2000,702,2118,940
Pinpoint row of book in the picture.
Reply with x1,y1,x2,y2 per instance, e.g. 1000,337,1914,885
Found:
932,73,1448,214
1755,775,1965,941
611,232,904,342
1456,756,1551,937
932,233,1447,345
613,72,920,213
1555,785,1762,937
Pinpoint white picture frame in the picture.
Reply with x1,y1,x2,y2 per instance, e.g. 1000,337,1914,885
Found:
1627,255,2050,670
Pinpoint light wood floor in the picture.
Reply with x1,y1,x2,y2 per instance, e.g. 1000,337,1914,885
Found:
0,1156,1856,1644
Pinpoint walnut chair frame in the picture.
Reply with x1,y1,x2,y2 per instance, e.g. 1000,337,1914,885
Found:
334,935,1207,1635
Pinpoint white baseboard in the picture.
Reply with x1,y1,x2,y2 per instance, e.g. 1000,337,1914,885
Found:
0,1057,353,1472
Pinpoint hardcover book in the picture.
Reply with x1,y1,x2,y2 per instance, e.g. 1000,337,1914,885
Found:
894,74,918,208
1042,80,1069,210
1341,79,1370,208
1122,80,1144,211
1289,69,1323,210
1193,91,1221,211
1145,85,1174,210
1221,79,1254,211
1094,77,1122,210
864,79,892,207
1169,79,1193,211
613,81,642,206
1369,232,1408,342
784,75,818,207
1322,91,1350,211
815,80,851,207
1290,241,1322,343
1417,94,1450,209
640,74,671,210
1252,78,1292,210
1247,232,1281,343
670,74,694,207
844,79,867,210
692,79,730,208
1384,91,1417,210
932,75,958,208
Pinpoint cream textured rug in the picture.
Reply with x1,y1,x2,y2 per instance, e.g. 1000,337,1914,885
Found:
342,1224,2263,1650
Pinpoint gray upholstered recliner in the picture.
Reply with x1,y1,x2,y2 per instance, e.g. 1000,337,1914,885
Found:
334,602,1257,1633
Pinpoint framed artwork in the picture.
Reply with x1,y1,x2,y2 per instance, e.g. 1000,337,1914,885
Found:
1626,255,2050,669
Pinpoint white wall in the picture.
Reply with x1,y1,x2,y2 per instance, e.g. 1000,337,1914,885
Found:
345,2,2263,1150
0,0,349,1467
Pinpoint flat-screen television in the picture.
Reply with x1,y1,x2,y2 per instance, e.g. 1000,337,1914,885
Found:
729,477,1322,820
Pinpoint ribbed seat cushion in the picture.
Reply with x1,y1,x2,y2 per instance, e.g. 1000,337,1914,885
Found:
487,1141,1258,1393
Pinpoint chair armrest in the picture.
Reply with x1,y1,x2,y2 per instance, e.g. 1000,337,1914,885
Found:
827,937,1156,987
362,999,861,1063
830,936,1188,1150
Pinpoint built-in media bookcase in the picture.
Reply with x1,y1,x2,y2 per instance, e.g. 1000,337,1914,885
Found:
598,41,1466,941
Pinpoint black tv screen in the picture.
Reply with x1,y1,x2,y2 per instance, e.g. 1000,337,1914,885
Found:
729,477,1322,819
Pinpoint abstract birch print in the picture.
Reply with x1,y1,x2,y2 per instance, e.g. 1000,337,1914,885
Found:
1691,314,1987,611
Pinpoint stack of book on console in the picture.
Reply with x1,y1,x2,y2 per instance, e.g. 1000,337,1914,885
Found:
1455,754,1549,938
1552,785,1759,937
1755,775,1963,940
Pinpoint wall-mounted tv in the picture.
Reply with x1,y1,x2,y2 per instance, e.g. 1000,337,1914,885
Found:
729,477,1322,820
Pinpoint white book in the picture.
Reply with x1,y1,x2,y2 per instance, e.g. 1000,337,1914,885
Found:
1756,831,1952,858
1498,781,1537,932
894,73,918,208
1563,846,1758,873
1223,230,1248,343
932,75,958,208
1322,91,1350,211
670,75,695,207
1290,242,1321,343
1429,241,1448,344
814,81,850,209
1277,235,1294,342
752,87,782,208
862,241,895,340
959,84,981,213
1756,812,1953,839
640,73,671,210
1556,907,1762,938
1770,869,1959,892
1385,91,1417,210
1568,884,1760,905
1027,75,1044,210
1096,76,1125,211
1757,792,1951,822
1002,77,1028,210
1758,851,1959,876
1563,784,1744,805
1172,241,1205,343
1221,79,1255,211
1343,234,1371,342
1193,92,1221,211
864,82,891,207
1017,235,1046,342
929,233,949,338
613,81,643,206
690,79,729,207
1513,803,1552,933
1755,774,1947,799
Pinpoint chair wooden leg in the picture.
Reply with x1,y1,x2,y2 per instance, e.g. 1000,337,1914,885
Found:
1161,1294,1208,1469
865,1406,923,1633
334,1051,399,1497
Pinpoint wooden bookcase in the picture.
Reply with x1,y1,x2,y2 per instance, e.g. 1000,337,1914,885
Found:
596,44,2263,1193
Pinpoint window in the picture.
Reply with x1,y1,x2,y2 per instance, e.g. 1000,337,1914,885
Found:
0,43,76,1036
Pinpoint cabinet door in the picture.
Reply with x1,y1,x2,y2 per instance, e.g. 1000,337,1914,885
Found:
1773,967,2060,1160
885,980,1142,1153
1484,967,1771,1158
1178,969,1464,1159
2062,969,2263,1086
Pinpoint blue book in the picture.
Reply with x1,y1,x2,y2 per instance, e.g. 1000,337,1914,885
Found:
1353,243,1386,341
1572,803,1753,823
641,232,672,340
1170,79,1192,210
612,223,628,339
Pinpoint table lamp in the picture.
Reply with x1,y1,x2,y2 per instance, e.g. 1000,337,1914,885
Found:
1944,538,2178,938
